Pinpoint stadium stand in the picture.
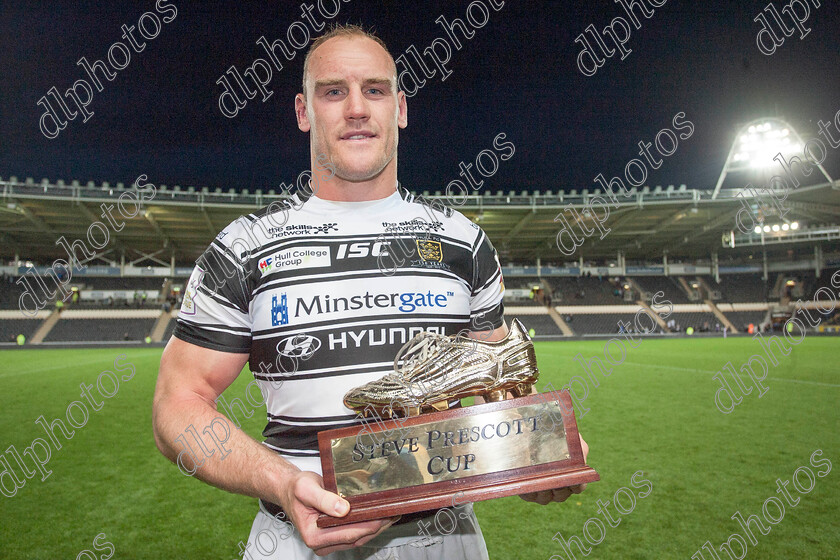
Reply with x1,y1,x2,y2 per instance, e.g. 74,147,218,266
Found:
667,312,721,332
713,274,770,303
0,276,26,309
2,179,838,343
724,311,769,331
44,318,157,343
629,276,694,303
563,313,654,335
505,314,563,336
503,277,547,306
548,276,627,306
82,277,167,290
0,318,42,342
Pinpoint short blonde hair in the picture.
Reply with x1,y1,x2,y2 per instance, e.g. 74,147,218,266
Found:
302,24,396,97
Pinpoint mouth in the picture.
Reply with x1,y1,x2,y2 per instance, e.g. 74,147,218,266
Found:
340,131,377,141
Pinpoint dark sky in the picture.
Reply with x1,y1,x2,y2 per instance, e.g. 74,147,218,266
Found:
2,1,839,193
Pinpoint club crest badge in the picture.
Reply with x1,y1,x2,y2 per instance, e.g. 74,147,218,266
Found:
416,239,442,262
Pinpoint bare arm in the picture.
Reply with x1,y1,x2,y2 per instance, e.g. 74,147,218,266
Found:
152,336,286,499
152,336,395,556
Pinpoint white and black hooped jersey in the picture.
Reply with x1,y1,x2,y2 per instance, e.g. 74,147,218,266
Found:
173,186,505,475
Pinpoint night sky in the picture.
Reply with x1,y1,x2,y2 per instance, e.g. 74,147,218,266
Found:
2,1,839,193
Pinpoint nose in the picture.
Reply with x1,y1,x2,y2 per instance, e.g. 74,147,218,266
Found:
344,86,370,121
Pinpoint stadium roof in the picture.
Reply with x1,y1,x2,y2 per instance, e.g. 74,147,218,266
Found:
2,178,840,266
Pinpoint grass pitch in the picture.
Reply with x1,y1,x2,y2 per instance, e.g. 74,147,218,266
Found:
0,337,838,559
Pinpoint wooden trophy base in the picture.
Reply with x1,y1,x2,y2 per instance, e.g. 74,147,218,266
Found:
317,391,598,528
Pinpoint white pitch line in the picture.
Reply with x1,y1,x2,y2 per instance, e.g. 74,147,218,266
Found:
0,356,121,380
622,361,840,388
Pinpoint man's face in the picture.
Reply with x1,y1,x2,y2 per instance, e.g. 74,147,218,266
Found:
296,36,407,183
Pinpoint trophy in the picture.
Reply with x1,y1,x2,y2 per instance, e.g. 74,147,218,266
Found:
316,319,599,527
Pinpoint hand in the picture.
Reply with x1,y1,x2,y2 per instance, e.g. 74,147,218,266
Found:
520,434,589,505
279,471,399,556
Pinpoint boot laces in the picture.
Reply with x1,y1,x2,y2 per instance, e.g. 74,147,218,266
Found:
394,331,454,376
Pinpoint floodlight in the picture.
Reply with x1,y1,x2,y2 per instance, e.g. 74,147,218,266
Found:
763,225,771,233
782,223,789,231
754,226,762,234
713,117,833,198
732,120,800,169
772,224,780,232
791,222,799,230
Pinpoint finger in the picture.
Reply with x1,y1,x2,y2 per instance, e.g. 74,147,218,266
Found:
294,475,350,517
519,492,537,503
579,434,589,462
551,488,573,502
532,490,552,505
570,483,587,494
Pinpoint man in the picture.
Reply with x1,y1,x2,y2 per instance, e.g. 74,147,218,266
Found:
153,25,587,559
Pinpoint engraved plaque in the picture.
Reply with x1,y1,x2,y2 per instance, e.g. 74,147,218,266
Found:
331,402,570,495
317,391,599,527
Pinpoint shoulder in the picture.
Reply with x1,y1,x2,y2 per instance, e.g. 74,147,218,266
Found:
211,197,306,257
397,186,485,246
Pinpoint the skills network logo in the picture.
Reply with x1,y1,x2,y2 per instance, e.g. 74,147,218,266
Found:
267,223,338,238
271,294,289,326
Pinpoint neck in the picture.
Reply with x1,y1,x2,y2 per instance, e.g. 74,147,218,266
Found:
312,160,399,202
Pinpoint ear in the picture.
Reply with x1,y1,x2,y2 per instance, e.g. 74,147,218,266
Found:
295,93,311,132
397,90,408,129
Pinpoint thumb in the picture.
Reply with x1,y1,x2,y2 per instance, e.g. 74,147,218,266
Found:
294,474,350,517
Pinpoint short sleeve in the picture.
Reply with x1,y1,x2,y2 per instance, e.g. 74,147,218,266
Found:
172,231,253,353
469,229,505,331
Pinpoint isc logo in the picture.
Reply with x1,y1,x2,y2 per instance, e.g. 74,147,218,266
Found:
336,241,390,259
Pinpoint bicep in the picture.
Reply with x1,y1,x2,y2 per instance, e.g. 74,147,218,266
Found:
155,335,250,407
